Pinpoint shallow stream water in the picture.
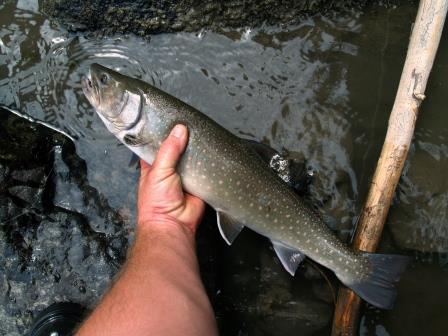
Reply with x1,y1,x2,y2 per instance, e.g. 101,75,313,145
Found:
1,1,448,335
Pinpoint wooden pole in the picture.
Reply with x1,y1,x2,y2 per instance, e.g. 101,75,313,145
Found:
331,1,448,335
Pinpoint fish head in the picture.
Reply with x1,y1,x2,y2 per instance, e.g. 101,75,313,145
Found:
82,63,157,163
82,63,144,130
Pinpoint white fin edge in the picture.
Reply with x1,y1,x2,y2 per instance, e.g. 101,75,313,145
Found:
272,240,306,276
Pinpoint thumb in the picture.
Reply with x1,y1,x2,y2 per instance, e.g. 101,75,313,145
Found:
152,124,188,171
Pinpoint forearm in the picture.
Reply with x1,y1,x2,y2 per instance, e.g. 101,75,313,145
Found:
76,221,218,336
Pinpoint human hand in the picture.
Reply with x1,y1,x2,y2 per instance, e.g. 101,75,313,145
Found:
137,124,205,236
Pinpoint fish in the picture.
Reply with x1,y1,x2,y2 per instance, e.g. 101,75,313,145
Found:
81,63,409,309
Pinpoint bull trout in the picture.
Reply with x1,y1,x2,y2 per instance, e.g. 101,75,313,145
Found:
82,63,408,309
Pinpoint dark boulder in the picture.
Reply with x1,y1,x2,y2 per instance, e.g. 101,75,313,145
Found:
0,106,129,334
41,0,407,36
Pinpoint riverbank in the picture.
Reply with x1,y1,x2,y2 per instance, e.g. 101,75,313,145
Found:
42,0,413,36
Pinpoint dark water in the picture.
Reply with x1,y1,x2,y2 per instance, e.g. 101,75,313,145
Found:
1,1,448,335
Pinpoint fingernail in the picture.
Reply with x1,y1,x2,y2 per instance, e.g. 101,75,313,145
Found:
171,124,186,138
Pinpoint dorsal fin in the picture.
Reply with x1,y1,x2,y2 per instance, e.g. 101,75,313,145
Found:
216,211,244,245
242,138,313,195
242,139,279,164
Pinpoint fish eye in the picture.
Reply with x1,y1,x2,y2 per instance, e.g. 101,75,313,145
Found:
100,74,109,85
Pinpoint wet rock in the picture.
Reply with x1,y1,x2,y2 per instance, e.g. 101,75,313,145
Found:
0,164,9,187
0,106,130,334
11,167,46,184
41,0,407,36
8,186,44,207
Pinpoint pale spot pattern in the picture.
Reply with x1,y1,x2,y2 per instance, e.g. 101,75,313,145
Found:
111,78,373,289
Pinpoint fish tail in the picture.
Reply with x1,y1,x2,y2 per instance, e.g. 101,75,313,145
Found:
338,253,409,309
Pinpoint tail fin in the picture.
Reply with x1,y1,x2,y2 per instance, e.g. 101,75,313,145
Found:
339,253,409,309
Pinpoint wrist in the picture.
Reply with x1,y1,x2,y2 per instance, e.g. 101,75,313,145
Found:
136,216,195,247
129,217,199,276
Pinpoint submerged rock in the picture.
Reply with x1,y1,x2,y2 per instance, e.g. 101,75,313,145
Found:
41,0,410,36
0,106,130,334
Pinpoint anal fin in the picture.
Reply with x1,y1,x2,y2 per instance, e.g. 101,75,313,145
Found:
272,240,306,276
216,211,244,245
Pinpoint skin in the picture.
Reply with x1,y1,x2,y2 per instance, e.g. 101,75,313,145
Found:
76,125,218,336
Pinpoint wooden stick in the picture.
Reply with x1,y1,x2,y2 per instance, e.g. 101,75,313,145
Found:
331,1,448,335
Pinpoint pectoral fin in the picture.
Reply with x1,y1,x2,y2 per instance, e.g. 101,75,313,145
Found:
128,153,140,168
216,211,244,245
272,240,306,276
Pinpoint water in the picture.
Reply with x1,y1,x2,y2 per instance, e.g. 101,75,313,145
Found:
1,1,448,335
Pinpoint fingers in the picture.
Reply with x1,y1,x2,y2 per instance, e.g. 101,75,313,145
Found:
152,124,188,171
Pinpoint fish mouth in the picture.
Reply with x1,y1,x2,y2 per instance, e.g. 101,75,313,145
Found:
81,71,100,106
